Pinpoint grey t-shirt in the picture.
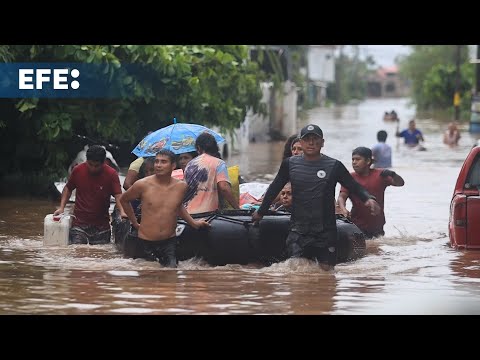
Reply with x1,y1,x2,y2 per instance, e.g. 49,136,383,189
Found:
371,142,392,168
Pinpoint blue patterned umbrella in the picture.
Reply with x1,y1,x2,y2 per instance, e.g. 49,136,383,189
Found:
132,120,226,157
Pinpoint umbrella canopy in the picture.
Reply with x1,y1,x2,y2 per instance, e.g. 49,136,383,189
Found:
132,122,226,157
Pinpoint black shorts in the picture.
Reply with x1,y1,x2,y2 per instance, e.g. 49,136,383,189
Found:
69,225,111,245
285,230,336,266
140,236,178,268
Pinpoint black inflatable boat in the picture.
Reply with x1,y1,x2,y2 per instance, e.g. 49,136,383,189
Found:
112,209,366,266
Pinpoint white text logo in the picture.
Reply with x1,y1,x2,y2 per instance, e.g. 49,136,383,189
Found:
19,68,80,90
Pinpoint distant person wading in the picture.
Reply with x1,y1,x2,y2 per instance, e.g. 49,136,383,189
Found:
371,130,392,168
443,122,461,147
396,119,424,147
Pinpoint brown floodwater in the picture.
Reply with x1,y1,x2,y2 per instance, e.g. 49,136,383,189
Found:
1,97,480,314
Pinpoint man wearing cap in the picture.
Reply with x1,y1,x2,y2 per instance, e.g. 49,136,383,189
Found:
337,146,405,239
252,124,380,270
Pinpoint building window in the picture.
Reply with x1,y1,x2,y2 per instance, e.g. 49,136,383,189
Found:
385,82,396,93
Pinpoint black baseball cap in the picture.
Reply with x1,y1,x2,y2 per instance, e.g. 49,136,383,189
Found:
300,124,323,138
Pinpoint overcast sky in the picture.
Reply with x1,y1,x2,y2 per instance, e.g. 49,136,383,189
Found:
343,45,477,67
364,45,411,67
336,45,411,68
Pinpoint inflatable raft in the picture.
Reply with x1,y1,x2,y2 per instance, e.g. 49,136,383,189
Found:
112,209,366,266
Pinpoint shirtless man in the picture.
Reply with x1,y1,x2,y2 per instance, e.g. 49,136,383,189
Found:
120,149,210,268
443,122,461,147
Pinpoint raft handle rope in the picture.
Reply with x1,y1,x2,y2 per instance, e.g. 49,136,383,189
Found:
214,214,252,229
180,209,291,229
197,213,253,229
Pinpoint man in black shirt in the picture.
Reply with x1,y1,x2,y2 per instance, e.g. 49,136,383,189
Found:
252,124,380,270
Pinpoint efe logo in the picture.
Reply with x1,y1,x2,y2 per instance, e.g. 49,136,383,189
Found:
19,68,80,90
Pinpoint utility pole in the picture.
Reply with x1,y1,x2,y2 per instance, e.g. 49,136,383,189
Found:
469,45,480,133
476,44,480,95
454,45,462,121
336,45,344,105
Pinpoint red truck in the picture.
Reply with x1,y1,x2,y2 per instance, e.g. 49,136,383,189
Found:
449,146,480,249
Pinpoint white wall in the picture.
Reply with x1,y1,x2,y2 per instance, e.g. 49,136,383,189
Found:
308,46,335,83
229,81,298,154
282,80,298,137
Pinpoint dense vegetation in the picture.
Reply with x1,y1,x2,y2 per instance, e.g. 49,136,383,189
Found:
326,45,376,105
0,45,267,196
398,45,473,117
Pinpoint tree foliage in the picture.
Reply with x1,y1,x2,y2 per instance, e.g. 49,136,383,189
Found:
398,45,472,113
0,45,265,188
326,46,374,105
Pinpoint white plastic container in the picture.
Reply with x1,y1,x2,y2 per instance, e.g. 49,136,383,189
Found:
43,214,73,246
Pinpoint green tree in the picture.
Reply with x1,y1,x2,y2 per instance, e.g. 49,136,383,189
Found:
0,45,266,195
327,46,374,105
399,45,472,115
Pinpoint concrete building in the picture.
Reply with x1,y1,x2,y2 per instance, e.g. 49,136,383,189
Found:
366,65,409,98
307,45,336,106
225,47,299,154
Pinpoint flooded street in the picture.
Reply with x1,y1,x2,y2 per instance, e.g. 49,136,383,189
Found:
1,97,480,314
